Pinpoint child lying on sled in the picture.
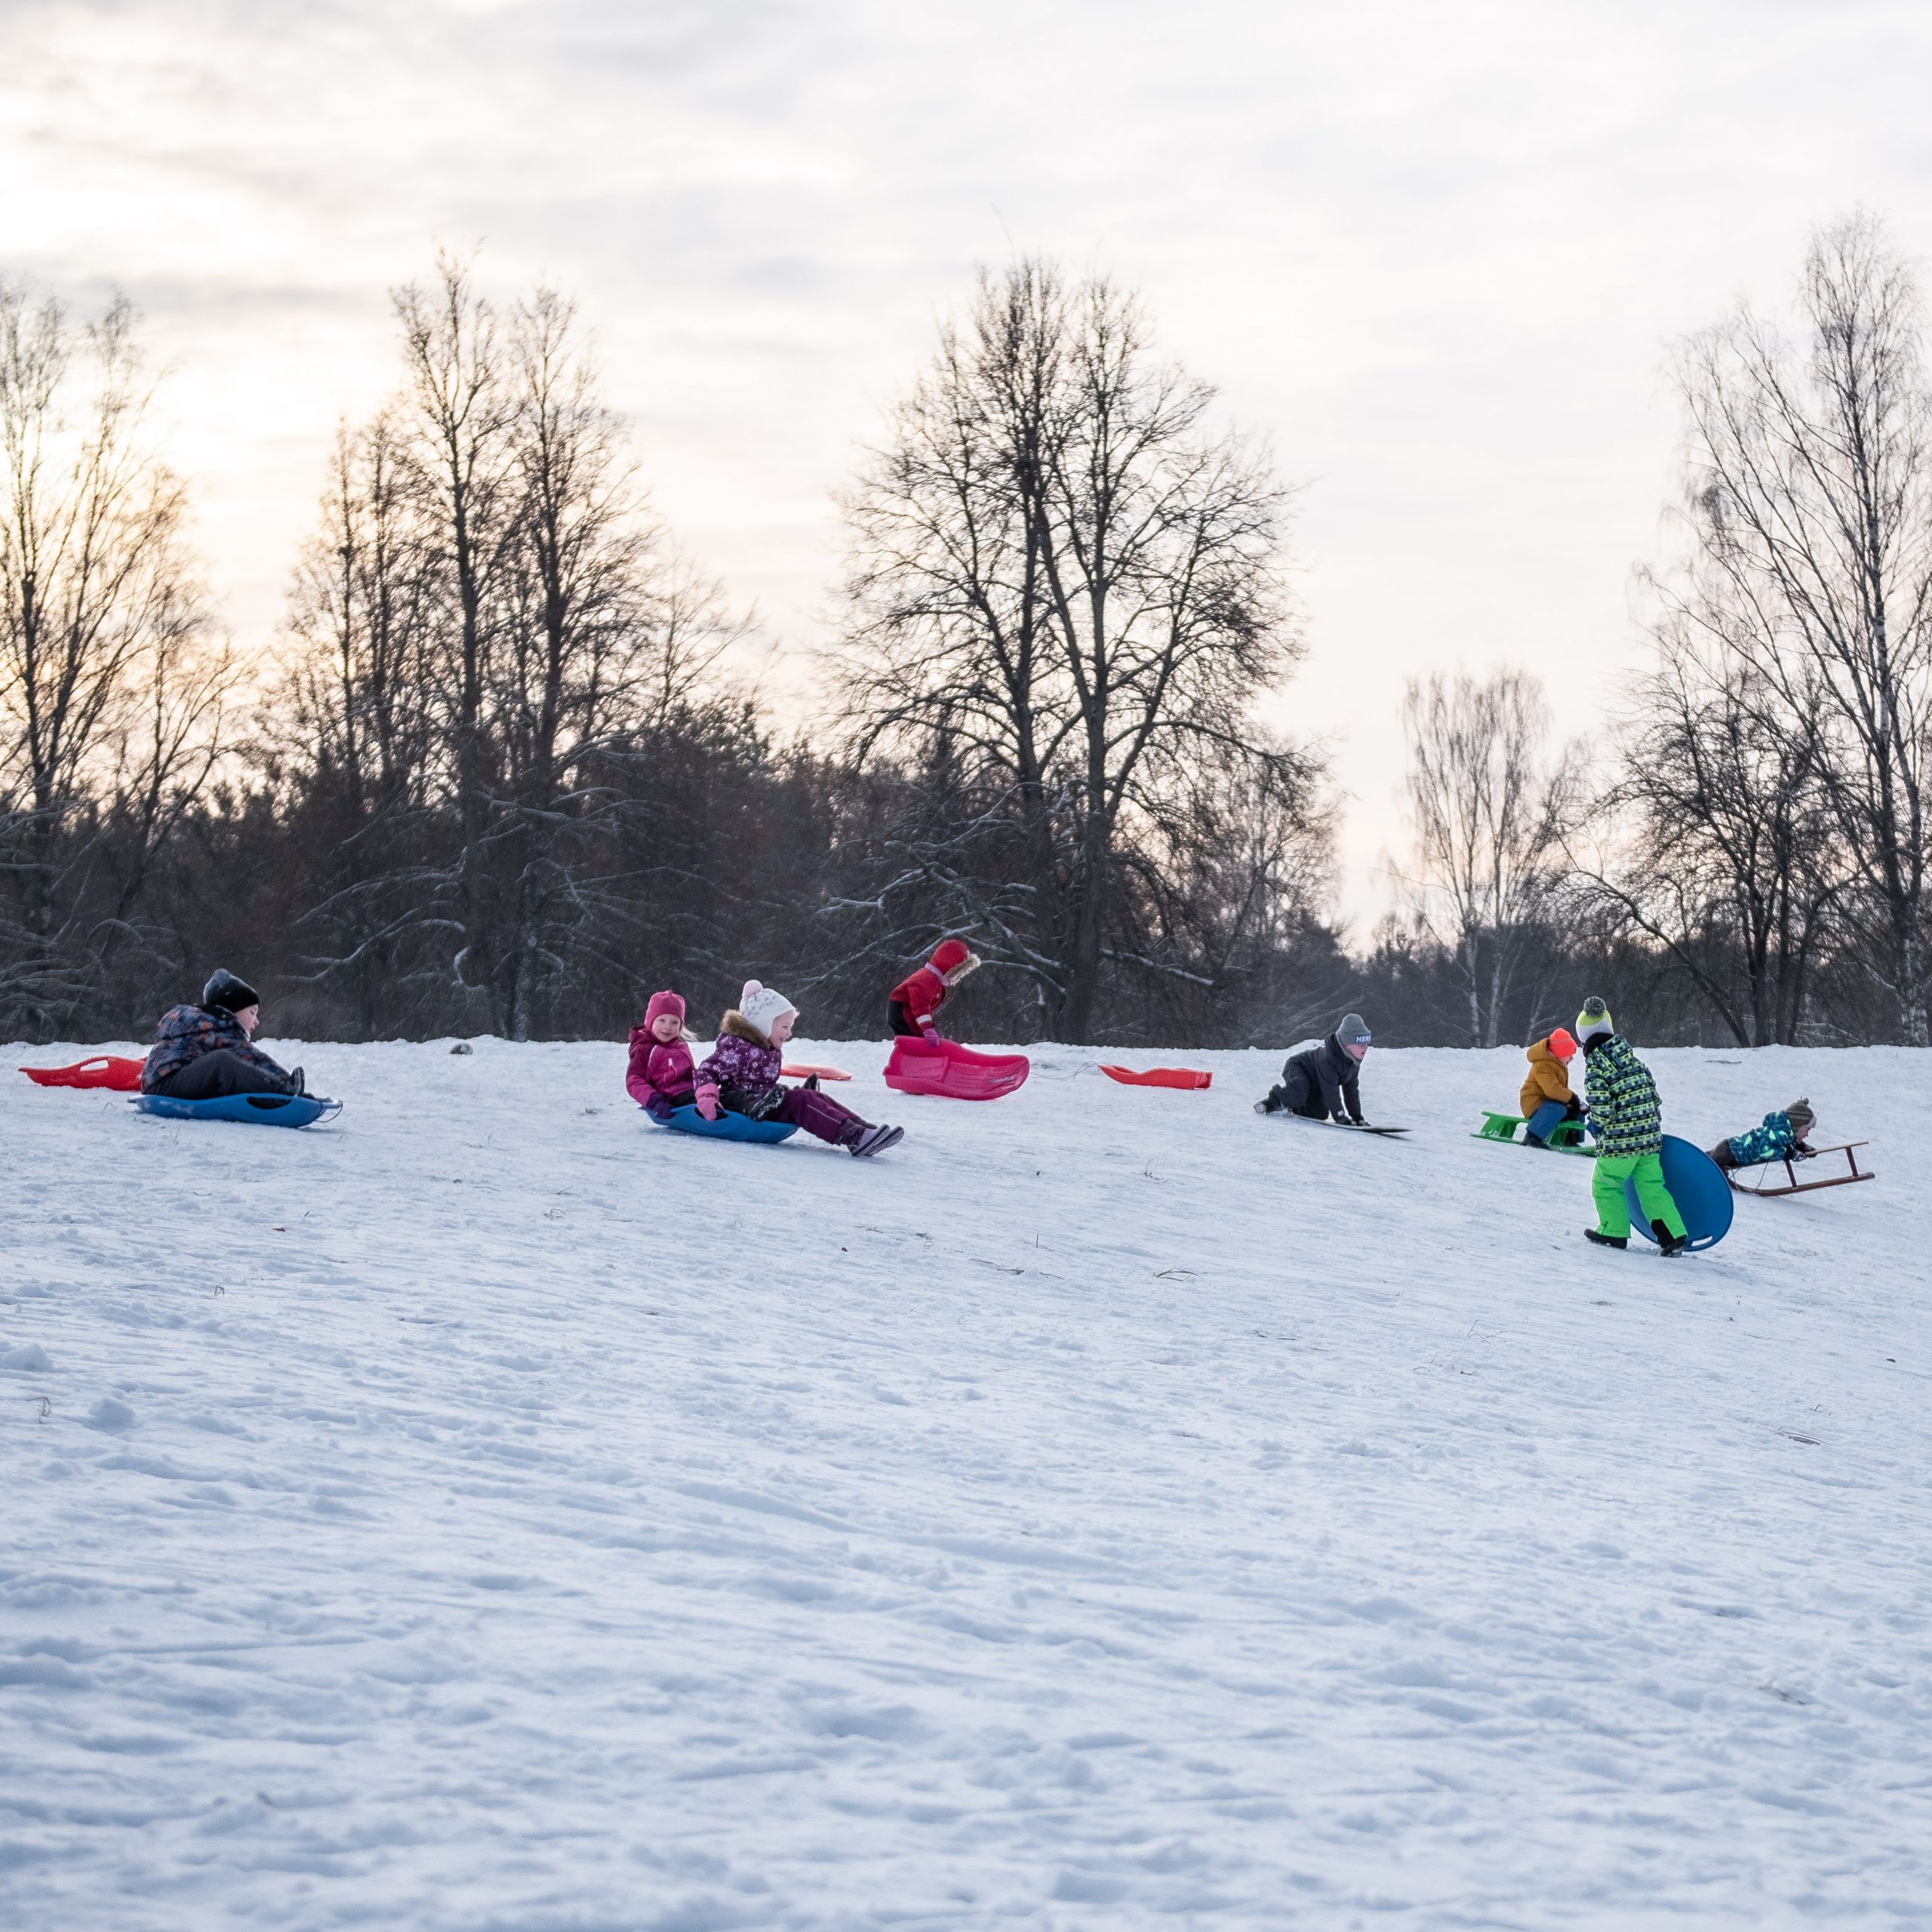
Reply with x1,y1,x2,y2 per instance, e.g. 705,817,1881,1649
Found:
1706,1098,1816,1173
697,980,903,1158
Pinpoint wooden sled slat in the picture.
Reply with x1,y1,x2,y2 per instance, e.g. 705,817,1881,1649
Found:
1729,1141,1874,1198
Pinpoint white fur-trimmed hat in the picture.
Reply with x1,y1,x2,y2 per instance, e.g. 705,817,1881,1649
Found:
739,978,797,1040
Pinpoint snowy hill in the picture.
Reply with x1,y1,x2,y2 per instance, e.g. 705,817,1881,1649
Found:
2,1039,1927,1930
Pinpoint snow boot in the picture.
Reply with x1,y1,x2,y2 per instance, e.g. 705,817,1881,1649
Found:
848,1123,904,1158
1654,1220,1687,1258
1254,1088,1285,1115
290,1066,306,1096
1584,1227,1627,1250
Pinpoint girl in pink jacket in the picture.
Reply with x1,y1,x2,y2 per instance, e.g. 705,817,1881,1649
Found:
626,989,697,1118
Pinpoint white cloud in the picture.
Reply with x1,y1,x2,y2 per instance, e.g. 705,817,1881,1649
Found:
6,0,1930,925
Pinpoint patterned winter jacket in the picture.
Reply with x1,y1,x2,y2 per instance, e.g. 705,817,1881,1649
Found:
694,1014,783,1109
1580,1032,1662,1159
1724,1110,1803,1168
141,1004,295,1094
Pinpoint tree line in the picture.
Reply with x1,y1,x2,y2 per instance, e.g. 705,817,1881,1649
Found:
4,221,1929,1050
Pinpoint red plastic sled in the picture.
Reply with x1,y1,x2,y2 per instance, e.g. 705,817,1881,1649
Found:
884,1036,1029,1101
1099,1063,1212,1091
781,1063,851,1082
20,1055,146,1092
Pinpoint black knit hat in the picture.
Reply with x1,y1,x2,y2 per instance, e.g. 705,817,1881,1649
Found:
202,968,260,1014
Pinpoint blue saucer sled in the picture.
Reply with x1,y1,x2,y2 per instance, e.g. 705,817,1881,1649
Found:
648,1103,798,1146
135,1091,340,1129
1626,1134,1733,1251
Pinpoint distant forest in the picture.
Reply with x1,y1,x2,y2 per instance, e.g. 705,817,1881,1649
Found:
4,218,1929,1049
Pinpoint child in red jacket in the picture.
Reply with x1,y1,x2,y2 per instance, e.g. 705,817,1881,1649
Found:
626,989,697,1118
888,939,981,1039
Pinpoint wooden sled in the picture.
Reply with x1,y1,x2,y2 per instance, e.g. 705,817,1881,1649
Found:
1728,1142,1875,1198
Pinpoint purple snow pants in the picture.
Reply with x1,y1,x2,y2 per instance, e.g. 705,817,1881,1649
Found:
775,1085,869,1145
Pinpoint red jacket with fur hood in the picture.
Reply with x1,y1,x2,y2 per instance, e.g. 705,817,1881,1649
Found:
889,940,976,1035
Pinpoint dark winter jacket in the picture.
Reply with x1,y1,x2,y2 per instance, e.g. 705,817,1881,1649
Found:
1580,1032,1662,1158
1724,1110,1805,1168
142,1004,295,1096
695,1014,784,1110
1280,1032,1364,1124
626,1031,697,1114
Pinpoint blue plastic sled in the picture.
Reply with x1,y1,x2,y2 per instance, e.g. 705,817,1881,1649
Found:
135,1091,340,1129
648,1103,798,1146
1626,1134,1733,1251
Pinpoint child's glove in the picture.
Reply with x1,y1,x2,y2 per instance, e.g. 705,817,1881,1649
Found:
1564,1096,1586,1120
694,1085,720,1121
919,1023,939,1041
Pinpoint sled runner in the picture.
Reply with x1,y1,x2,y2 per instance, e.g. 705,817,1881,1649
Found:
1472,1109,1595,1156
1100,1064,1213,1091
135,1091,340,1129
650,1103,800,1145
1625,1134,1732,1251
1728,1141,1875,1198
884,1036,1029,1101
20,1055,146,1092
781,1063,851,1082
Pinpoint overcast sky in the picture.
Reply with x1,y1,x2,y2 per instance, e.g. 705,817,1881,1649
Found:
7,0,1930,924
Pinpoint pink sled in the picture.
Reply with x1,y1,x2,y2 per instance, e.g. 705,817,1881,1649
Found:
884,1036,1030,1101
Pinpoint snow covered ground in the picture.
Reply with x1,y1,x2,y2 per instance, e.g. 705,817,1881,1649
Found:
2,1037,1927,1930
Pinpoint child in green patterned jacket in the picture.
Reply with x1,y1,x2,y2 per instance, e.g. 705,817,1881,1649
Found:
1575,997,1689,1257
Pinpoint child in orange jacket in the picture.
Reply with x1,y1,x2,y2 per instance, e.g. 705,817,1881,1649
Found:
888,939,980,1040
1519,1027,1590,1148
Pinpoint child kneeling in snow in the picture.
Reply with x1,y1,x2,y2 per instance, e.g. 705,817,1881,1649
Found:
698,980,903,1157
1518,1026,1590,1147
1707,1098,1816,1173
626,989,697,1119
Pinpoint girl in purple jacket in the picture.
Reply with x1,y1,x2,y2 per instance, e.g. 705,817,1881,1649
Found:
696,980,903,1157
626,989,698,1119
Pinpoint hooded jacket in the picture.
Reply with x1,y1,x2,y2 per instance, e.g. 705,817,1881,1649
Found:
626,1029,697,1112
694,1012,784,1109
1278,1032,1364,1124
1724,1110,1807,1168
1519,1038,1577,1117
141,1004,295,1095
888,940,976,1036
1580,1032,1662,1158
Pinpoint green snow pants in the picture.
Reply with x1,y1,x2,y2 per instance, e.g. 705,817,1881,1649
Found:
1592,1151,1687,1241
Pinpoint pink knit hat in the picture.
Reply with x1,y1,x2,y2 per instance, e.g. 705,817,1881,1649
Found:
644,989,685,1029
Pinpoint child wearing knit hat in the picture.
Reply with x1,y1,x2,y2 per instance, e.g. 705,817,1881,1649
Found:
1518,1026,1589,1148
626,989,698,1118
694,980,904,1157
1575,997,1690,1256
1707,1099,1817,1174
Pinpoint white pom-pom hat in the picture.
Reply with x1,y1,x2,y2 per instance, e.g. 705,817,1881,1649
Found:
740,978,798,1040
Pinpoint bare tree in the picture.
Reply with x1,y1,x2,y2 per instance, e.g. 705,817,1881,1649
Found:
838,260,1322,1041
1674,214,1932,1043
392,251,518,1017
1580,598,1839,1045
0,284,223,1030
1398,669,1578,1047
